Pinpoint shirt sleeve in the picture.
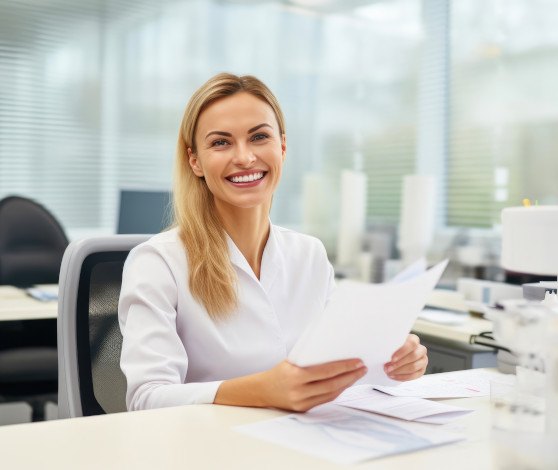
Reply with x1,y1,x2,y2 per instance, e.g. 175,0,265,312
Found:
118,242,223,411
320,240,336,308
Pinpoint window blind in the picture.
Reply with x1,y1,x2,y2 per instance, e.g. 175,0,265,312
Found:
448,0,558,228
0,0,103,228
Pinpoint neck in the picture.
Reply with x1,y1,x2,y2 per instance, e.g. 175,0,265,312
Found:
215,200,271,279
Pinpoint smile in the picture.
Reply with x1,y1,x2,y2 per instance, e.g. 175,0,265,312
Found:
226,171,267,185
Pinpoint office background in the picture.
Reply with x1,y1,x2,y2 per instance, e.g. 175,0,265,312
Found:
1,0,557,259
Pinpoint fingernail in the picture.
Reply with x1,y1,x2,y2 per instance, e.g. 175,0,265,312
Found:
355,361,364,369
386,365,394,373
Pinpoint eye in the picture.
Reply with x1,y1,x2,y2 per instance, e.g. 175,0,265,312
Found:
251,133,269,142
211,138,229,147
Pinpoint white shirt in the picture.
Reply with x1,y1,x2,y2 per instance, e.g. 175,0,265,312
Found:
118,224,334,411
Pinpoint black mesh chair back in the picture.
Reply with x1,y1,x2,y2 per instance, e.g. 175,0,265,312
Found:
78,253,129,415
0,196,69,286
58,235,149,418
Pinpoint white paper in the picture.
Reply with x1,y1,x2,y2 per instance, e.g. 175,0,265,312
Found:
374,369,516,399
235,404,464,465
388,257,427,284
334,385,472,424
25,285,58,302
288,259,448,385
418,308,469,326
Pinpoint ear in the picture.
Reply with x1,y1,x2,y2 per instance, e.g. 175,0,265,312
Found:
281,134,287,162
187,148,204,177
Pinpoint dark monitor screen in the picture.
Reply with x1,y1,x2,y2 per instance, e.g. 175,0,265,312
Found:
117,190,172,234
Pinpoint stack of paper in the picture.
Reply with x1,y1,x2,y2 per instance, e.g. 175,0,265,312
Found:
235,404,464,465
334,385,473,424
374,369,516,398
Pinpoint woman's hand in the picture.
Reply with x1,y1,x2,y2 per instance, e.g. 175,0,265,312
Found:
384,334,428,381
214,358,367,412
258,359,367,412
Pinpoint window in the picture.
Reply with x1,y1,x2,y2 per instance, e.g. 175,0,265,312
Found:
1,0,556,251
448,0,558,227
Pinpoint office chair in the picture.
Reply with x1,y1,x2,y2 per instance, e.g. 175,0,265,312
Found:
0,195,68,286
0,195,68,420
57,235,149,418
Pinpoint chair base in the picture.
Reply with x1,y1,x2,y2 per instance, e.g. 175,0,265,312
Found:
0,391,57,422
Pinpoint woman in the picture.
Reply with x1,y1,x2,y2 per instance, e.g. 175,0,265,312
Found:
118,73,428,412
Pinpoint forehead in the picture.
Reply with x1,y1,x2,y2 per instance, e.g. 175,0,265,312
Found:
196,92,279,134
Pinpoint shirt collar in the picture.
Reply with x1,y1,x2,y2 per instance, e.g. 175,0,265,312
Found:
226,222,282,290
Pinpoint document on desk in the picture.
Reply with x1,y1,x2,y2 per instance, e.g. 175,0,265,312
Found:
374,369,516,398
25,285,58,302
288,259,448,386
334,385,473,424
235,403,464,465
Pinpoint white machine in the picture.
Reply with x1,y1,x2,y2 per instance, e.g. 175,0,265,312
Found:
486,205,558,466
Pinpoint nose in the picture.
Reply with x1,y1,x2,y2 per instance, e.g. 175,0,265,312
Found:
232,143,256,167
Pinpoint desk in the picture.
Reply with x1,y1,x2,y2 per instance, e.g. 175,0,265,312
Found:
413,316,498,373
0,286,57,321
0,396,496,469
0,285,497,371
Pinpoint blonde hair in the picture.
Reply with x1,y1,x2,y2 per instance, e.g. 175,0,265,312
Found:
173,73,285,319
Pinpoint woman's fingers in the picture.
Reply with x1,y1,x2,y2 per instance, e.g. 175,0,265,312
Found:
390,334,420,363
384,334,428,381
298,389,349,412
304,358,364,381
385,354,428,379
305,363,367,397
388,363,427,381
292,366,368,412
262,359,366,412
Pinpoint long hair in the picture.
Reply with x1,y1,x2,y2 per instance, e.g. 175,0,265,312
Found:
173,73,285,319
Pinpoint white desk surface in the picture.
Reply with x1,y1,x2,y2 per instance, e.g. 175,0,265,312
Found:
0,285,57,321
0,397,496,470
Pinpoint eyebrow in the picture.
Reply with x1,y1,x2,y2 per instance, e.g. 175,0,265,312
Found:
204,123,273,140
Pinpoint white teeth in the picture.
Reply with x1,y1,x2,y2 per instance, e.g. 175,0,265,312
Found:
230,172,264,183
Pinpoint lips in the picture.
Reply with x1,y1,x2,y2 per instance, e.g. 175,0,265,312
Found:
225,171,267,184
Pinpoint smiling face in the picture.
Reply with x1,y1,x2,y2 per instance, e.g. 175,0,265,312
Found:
187,92,286,212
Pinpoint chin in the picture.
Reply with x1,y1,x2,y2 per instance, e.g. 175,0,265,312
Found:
223,194,272,210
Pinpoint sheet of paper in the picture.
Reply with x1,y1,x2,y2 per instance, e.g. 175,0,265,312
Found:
334,385,472,424
25,286,58,302
288,259,448,385
418,308,469,325
235,404,464,465
374,369,516,398
388,257,427,284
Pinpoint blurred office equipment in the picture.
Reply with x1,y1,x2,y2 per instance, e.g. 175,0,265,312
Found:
117,190,172,235
360,228,396,283
501,205,558,282
493,206,558,378
58,235,149,418
0,195,68,420
302,173,336,254
456,278,523,313
336,170,367,268
397,175,436,267
491,205,558,438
